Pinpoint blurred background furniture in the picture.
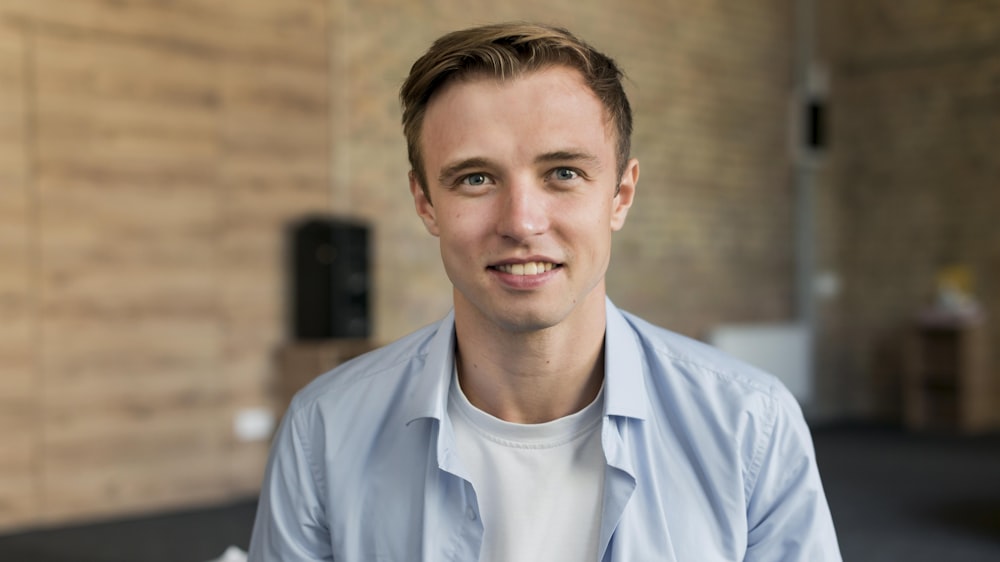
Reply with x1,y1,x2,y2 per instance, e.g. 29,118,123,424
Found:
904,313,992,433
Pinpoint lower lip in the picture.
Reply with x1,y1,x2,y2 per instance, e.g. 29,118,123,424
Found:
489,266,561,289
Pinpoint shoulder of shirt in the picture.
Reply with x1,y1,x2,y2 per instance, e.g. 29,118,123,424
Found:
617,308,798,409
284,319,441,416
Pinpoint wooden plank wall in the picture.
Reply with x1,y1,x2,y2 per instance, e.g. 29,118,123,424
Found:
0,20,37,529
0,0,331,531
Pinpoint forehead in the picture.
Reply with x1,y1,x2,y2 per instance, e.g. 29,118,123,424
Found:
419,66,615,166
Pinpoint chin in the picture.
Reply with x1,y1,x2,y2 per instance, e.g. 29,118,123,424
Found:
454,287,576,334
490,308,565,334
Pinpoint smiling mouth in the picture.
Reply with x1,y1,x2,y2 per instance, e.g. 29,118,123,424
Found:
491,261,560,276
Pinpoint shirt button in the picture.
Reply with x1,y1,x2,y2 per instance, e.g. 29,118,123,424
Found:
466,507,477,521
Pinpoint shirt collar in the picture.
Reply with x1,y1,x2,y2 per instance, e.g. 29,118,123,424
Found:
402,299,649,425
603,298,649,421
403,310,457,426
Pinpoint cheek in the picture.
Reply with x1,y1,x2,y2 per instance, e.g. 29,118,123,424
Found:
447,202,495,232
438,213,484,249
578,201,614,230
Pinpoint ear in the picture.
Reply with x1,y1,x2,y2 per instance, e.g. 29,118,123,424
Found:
610,158,639,231
410,171,441,237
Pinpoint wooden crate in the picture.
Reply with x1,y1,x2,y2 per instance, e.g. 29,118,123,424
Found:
903,316,993,432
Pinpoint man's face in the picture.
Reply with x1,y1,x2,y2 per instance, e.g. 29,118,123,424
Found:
411,65,638,334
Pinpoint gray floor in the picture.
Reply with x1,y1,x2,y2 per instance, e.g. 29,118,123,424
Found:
818,425,1000,561
0,424,997,561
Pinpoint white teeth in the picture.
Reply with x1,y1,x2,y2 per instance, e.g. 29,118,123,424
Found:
496,262,556,275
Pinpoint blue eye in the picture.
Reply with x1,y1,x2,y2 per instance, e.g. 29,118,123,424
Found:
553,168,578,180
463,173,488,186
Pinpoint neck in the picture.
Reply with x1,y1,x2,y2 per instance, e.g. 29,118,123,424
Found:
453,294,607,424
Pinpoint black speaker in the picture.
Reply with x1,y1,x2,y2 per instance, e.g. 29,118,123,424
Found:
805,98,826,150
289,216,371,340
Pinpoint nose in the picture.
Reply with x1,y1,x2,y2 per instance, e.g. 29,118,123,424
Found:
495,178,549,241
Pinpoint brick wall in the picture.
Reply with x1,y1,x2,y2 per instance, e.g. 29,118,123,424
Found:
0,0,332,531
817,0,1000,420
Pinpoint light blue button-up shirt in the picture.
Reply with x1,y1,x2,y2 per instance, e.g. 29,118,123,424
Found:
249,300,841,561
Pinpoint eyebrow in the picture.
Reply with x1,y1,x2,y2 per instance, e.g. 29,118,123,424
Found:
437,157,496,185
534,150,601,167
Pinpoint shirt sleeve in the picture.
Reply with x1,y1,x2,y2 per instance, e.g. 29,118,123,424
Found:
248,405,334,562
743,388,842,562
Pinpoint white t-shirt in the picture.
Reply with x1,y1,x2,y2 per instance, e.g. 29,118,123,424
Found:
448,372,606,562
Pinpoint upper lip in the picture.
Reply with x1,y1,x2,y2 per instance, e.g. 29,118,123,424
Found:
489,256,561,267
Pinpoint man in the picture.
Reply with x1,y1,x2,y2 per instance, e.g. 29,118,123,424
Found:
249,22,841,561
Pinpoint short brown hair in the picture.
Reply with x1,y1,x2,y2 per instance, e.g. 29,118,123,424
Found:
400,22,633,196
